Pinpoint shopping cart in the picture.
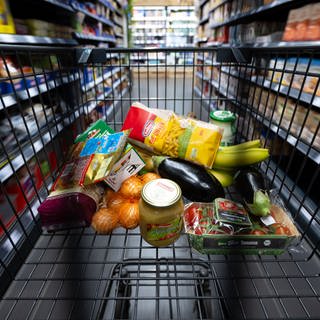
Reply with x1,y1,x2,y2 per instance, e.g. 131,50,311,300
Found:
0,45,319,319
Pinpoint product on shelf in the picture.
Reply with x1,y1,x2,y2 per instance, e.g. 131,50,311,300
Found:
283,3,320,42
268,57,320,96
0,0,15,34
248,84,320,150
1,148,57,235
209,2,231,26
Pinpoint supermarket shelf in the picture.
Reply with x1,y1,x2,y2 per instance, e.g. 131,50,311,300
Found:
220,66,320,109
205,41,223,47
134,40,165,45
133,32,165,37
199,16,209,25
0,121,64,183
168,17,196,22
132,16,166,21
0,73,80,110
253,111,320,165
210,0,316,29
224,41,320,50
106,86,130,117
199,0,209,8
72,4,115,28
196,71,233,99
196,72,320,163
115,33,124,38
168,24,196,29
81,66,121,91
195,37,208,44
104,74,128,96
0,93,102,183
114,0,124,10
193,86,210,110
130,24,165,29
208,0,229,14
73,32,116,43
253,77,320,109
43,0,75,12
86,85,130,117
0,34,77,46
98,0,115,11
113,20,123,28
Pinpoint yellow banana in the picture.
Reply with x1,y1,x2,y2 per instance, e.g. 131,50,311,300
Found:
219,139,261,152
213,148,269,169
207,168,234,187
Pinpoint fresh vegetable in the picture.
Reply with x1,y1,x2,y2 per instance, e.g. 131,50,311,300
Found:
250,229,268,235
153,156,224,202
207,168,234,187
213,148,269,169
271,223,291,235
219,139,261,151
91,208,118,234
119,176,143,199
118,199,140,229
107,192,127,211
233,167,271,217
140,172,161,185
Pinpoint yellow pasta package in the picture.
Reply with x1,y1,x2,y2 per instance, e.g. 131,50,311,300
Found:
121,102,223,168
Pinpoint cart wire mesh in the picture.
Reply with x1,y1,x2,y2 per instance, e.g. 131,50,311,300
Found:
0,46,319,319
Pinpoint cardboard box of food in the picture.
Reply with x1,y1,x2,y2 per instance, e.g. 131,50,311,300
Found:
183,200,300,255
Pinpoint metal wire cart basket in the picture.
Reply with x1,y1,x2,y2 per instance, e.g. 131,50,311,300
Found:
0,45,319,319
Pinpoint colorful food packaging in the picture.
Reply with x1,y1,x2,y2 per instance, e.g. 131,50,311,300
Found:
75,120,145,190
53,130,129,188
38,183,104,232
183,197,300,255
121,102,223,168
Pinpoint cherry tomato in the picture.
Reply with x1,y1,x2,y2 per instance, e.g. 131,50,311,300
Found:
273,224,291,235
185,205,202,227
250,229,267,235
194,226,204,235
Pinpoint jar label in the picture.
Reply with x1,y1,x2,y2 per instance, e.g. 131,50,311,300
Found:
145,217,182,241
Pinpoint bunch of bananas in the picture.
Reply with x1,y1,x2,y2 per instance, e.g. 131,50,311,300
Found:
208,140,269,187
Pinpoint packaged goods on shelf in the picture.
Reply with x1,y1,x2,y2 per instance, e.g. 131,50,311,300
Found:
1,147,58,234
230,0,262,16
248,84,320,150
283,3,320,42
0,0,15,34
209,2,230,25
229,21,284,44
268,58,320,96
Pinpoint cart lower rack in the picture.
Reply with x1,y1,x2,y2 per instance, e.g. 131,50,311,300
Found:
0,46,319,319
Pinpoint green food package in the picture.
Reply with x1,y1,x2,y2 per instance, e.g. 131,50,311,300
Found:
74,120,114,143
53,130,130,188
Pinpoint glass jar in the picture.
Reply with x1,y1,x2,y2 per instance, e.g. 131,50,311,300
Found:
139,179,184,247
210,110,236,146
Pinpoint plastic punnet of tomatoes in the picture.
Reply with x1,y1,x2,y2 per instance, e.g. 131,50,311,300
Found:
183,200,301,255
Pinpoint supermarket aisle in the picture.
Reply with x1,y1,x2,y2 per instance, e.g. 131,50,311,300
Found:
110,71,209,130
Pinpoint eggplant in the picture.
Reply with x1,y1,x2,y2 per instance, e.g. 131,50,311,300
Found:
233,167,271,217
153,156,224,202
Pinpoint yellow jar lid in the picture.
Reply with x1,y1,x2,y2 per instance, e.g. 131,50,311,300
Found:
141,178,181,207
